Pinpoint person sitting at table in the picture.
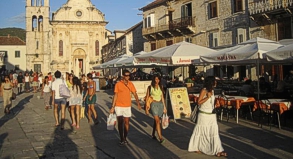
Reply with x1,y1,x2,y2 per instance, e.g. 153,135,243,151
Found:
259,77,271,92
240,79,254,96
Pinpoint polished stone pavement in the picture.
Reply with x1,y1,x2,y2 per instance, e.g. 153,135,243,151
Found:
0,90,293,159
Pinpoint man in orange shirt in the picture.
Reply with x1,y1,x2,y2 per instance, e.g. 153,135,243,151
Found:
110,70,141,146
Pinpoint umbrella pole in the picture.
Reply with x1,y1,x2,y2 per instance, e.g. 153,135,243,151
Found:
257,53,260,101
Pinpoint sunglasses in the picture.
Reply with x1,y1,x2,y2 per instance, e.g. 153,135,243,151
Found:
124,74,130,77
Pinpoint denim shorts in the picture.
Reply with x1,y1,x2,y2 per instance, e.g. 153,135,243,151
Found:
150,101,164,117
54,98,67,106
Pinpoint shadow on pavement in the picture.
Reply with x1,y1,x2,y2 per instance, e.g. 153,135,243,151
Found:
40,119,78,159
0,95,33,128
220,121,293,158
90,100,180,159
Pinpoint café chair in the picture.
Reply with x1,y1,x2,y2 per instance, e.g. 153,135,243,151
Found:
218,93,235,122
238,90,254,120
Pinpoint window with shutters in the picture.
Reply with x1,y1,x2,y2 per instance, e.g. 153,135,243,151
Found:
209,32,219,47
181,3,192,18
59,40,63,56
209,1,218,19
15,51,20,58
95,40,99,56
144,14,155,28
237,28,246,44
234,0,243,13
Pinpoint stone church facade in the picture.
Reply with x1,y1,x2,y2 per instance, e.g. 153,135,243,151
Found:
25,0,109,75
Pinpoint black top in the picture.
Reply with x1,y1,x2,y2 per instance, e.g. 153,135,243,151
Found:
17,75,24,83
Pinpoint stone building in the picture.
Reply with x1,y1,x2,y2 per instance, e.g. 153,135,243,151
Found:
140,0,277,80
101,21,145,76
0,35,26,72
248,0,293,80
25,0,109,75
102,21,144,63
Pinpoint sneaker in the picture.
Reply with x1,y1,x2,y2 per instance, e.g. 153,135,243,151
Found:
124,140,129,145
119,141,125,146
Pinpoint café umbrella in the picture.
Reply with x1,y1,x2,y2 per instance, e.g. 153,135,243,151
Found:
134,41,216,65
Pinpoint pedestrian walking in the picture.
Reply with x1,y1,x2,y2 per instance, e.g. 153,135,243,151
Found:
83,73,99,124
41,76,51,110
51,70,68,130
1,75,13,114
68,77,82,129
110,69,141,145
24,72,30,92
32,72,39,93
17,72,24,94
145,75,167,144
188,76,227,157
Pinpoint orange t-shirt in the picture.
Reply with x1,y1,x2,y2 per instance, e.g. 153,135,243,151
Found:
114,80,136,107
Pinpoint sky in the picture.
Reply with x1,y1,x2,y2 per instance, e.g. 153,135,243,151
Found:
0,0,154,31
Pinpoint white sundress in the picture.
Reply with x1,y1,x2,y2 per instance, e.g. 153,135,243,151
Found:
188,89,224,155
68,86,83,106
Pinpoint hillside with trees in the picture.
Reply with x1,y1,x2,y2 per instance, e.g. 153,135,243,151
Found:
0,27,26,42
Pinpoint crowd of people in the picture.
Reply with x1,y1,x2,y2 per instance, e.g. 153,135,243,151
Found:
1,68,229,157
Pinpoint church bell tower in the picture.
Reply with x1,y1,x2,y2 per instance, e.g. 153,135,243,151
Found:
26,0,50,73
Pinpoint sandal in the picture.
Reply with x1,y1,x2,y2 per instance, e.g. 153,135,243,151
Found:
216,152,227,157
71,123,76,127
151,136,157,140
159,138,165,144
76,125,80,129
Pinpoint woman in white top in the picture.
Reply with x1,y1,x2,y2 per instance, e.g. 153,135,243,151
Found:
24,72,30,92
41,76,51,110
68,76,83,129
38,73,43,91
188,76,227,157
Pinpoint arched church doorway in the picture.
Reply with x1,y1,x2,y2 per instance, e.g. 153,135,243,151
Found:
72,48,86,75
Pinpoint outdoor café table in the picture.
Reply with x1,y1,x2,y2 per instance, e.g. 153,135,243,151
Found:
227,96,256,124
257,99,292,129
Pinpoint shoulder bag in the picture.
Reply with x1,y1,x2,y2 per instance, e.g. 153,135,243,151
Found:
59,80,71,98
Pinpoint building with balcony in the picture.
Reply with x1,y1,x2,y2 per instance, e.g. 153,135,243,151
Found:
102,21,144,63
101,21,145,76
249,0,293,80
0,35,27,72
140,0,264,79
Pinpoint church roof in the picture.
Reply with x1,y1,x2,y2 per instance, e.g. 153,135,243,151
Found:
0,35,26,45
140,0,167,11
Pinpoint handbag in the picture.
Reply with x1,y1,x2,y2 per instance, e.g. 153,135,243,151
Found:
59,80,71,98
107,113,117,130
144,86,152,115
162,114,169,129
190,104,198,123
80,106,85,119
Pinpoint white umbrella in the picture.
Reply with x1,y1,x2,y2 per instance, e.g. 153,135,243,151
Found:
200,37,282,64
135,41,216,65
92,55,130,69
265,43,293,62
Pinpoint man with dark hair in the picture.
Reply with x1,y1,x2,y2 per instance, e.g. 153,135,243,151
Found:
17,72,24,94
51,70,67,129
110,69,141,145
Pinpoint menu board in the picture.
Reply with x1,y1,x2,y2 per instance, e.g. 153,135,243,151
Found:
167,87,191,120
131,81,151,100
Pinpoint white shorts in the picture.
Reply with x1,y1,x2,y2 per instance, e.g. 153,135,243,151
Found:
115,106,131,117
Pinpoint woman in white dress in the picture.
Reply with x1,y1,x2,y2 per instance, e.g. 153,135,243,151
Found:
188,76,227,157
68,77,83,129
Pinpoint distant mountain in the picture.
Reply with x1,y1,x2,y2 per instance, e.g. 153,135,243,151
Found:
0,28,26,42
